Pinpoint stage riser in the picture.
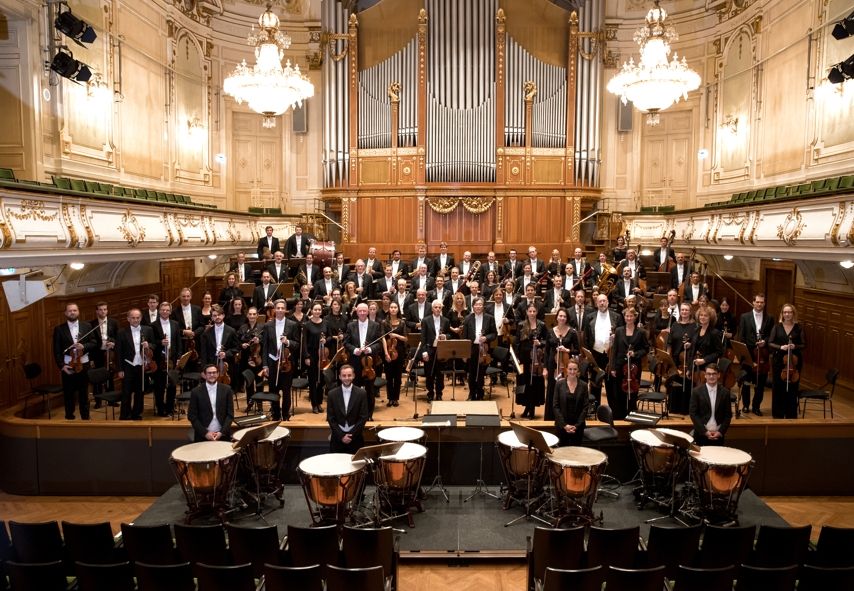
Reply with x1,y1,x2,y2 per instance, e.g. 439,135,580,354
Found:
2,423,853,496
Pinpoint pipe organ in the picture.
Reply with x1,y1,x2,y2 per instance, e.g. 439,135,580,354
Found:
321,0,604,255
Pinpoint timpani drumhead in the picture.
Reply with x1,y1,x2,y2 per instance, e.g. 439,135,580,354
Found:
377,426,425,443
498,429,559,449
691,446,752,494
691,446,752,466
380,442,427,461
171,441,236,463
548,446,607,497
233,425,291,444
549,446,608,468
630,429,670,448
657,428,694,445
299,453,363,476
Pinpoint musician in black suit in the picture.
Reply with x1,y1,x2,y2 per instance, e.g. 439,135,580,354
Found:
347,260,374,300
617,249,646,281
410,244,431,280
295,252,319,294
389,249,409,280
420,299,450,401
229,251,252,283
428,275,451,312
267,251,289,284
116,308,155,420
374,265,398,299
584,294,623,410
151,301,183,417
52,303,96,420
188,364,234,442
680,272,708,306
567,290,592,345
543,274,571,314
252,271,281,312
462,297,497,401
670,253,691,288
344,302,382,419
327,364,370,453
364,246,384,280
653,236,676,271
410,264,433,295
199,305,240,371
284,224,310,259
502,249,524,281
405,289,430,332
689,363,732,446
260,299,301,420
257,226,281,260
90,301,119,405
553,357,588,445
515,283,543,322
333,252,350,285
479,251,501,283
736,293,775,416
431,241,454,278
140,294,161,327
526,246,546,276
612,266,641,308
569,248,591,286
171,287,204,344
313,266,340,304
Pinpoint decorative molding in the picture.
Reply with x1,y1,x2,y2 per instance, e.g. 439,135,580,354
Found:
6,200,58,222
776,208,806,246
118,210,146,247
426,196,495,214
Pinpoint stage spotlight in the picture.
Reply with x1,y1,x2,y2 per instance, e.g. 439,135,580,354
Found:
828,54,854,84
55,8,97,46
832,12,854,40
50,48,92,83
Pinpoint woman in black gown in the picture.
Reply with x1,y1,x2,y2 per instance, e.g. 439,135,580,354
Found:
515,304,547,419
768,303,805,419
302,302,328,414
382,302,409,407
610,307,649,419
544,308,579,421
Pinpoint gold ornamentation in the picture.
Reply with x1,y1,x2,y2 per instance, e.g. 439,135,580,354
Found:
571,196,580,242
830,202,846,246
748,211,761,245
426,196,494,215
61,204,79,248
524,81,537,102
226,219,241,244
682,218,695,241
427,197,458,214
461,197,494,214
776,208,806,246
6,200,58,222
0,219,12,249
388,81,401,103
163,214,175,246
118,210,145,247
79,205,94,247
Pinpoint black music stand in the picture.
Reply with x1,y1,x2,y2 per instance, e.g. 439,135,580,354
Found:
436,339,471,401
504,422,553,527
402,334,423,419
232,421,282,515
422,414,456,502
643,428,695,526
730,340,754,417
464,413,502,502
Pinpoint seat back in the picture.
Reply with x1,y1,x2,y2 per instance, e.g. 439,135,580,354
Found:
86,367,110,388
645,523,702,579
61,521,121,565
605,565,666,591
797,564,854,591
596,404,614,426
735,564,797,590
531,526,585,585
813,525,854,567
75,561,135,591
174,523,231,569
542,565,603,591
326,564,385,591
586,525,639,569
672,564,736,591
6,560,67,591
196,562,256,591
120,523,178,565
263,563,324,591
226,523,281,578
286,524,339,569
342,525,394,575
9,520,64,563
21,363,41,382
751,524,811,567
698,524,755,568
134,561,196,591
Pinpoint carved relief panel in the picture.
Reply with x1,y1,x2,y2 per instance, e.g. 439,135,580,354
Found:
170,28,211,183
714,27,754,181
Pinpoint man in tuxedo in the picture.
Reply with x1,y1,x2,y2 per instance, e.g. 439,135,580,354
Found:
327,364,370,453
141,294,160,327
479,251,501,283
257,226,280,259
431,241,454,278
389,249,409,280
252,271,281,312
462,297,497,401
617,249,646,281
364,246,383,280
188,364,234,442
736,293,774,416
284,224,310,259
516,263,537,295
527,246,545,276
116,308,155,420
569,248,590,286
199,305,240,369
267,251,288,284
421,299,450,401
682,272,707,305
333,252,350,285
230,251,251,283
502,248,523,281
405,289,429,333
375,265,398,298
653,236,676,271
612,266,640,309
459,251,477,282
90,301,119,405
344,302,382,419
670,252,691,289
410,263,433,295
543,274,571,314
52,303,96,420
568,290,591,347
429,275,450,312
584,294,623,408
411,243,431,279
260,299,300,420
689,363,732,446
313,266,339,305
392,279,412,314
515,282,543,322
348,259,373,299
172,287,204,344
295,252,318,295
151,301,182,417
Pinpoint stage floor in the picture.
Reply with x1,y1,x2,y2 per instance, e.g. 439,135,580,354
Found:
136,483,788,558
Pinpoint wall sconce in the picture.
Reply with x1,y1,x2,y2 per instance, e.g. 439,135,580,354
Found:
721,114,739,136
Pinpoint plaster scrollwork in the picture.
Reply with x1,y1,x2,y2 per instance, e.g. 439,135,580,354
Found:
6,200,58,222
776,208,806,246
79,205,94,247
830,202,847,246
226,219,241,244
118,210,146,247
681,218,696,242
747,211,762,245
0,218,12,249
163,214,176,246
61,204,79,248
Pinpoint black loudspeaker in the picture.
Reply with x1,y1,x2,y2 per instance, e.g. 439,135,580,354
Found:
292,103,307,134
617,100,633,132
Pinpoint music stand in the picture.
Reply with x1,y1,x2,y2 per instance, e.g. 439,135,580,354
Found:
422,413,457,502
436,339,471,401
231,421,281,515
464,413,502,502
352,441,404,463
402,334,423,419
504,421,553,527
730,340,754,415
644,428,697,526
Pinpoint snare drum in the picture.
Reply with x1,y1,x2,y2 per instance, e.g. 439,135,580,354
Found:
309,240,336,268
234,426,290,502
377,426,426,445
690,446,753,524
170,442,239,521
298,453,366,525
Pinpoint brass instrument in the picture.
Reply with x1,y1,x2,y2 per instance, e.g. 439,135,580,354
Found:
463,260,481,284
596,261,620,296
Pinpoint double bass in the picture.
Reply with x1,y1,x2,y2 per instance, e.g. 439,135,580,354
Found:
658,229,677,272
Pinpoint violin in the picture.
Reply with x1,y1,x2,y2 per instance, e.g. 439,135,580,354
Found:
278,344,293,374
781,337,800,385
555,348,572,379
530,329,544,375
336,331,349,364
70,342,84,373
143,342,158,374
755,331,771,374
248,327,263,368
386,331,399,362
362,354,377,381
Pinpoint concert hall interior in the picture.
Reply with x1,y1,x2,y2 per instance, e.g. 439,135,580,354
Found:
1,0,854,588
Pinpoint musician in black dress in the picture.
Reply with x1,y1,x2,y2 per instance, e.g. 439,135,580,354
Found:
544,308,580,421
382,302,409,407
715,297,736,348
692,307,724,375
219,272,244,309
462,297,497,401
553,358,588,446
667,302,698,415
609,307,649,419
302,302,328,414
515,304,547,419
611,235,628,264
768,303,805,419
237,306,264,408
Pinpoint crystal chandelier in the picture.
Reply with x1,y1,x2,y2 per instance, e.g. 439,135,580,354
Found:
223,3,314,128
606,1,700,125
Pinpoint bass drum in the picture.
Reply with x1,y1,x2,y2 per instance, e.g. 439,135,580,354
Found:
309,240,336,268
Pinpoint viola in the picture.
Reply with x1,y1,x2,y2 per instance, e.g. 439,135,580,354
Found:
71,343,84,373
781,338,800,384
143,342,158,374
755,331,770,374
336,331,349,364
362,354,377,381
621,346,639,393
279,345,293,374
386,332,399,362
248,328,263,368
